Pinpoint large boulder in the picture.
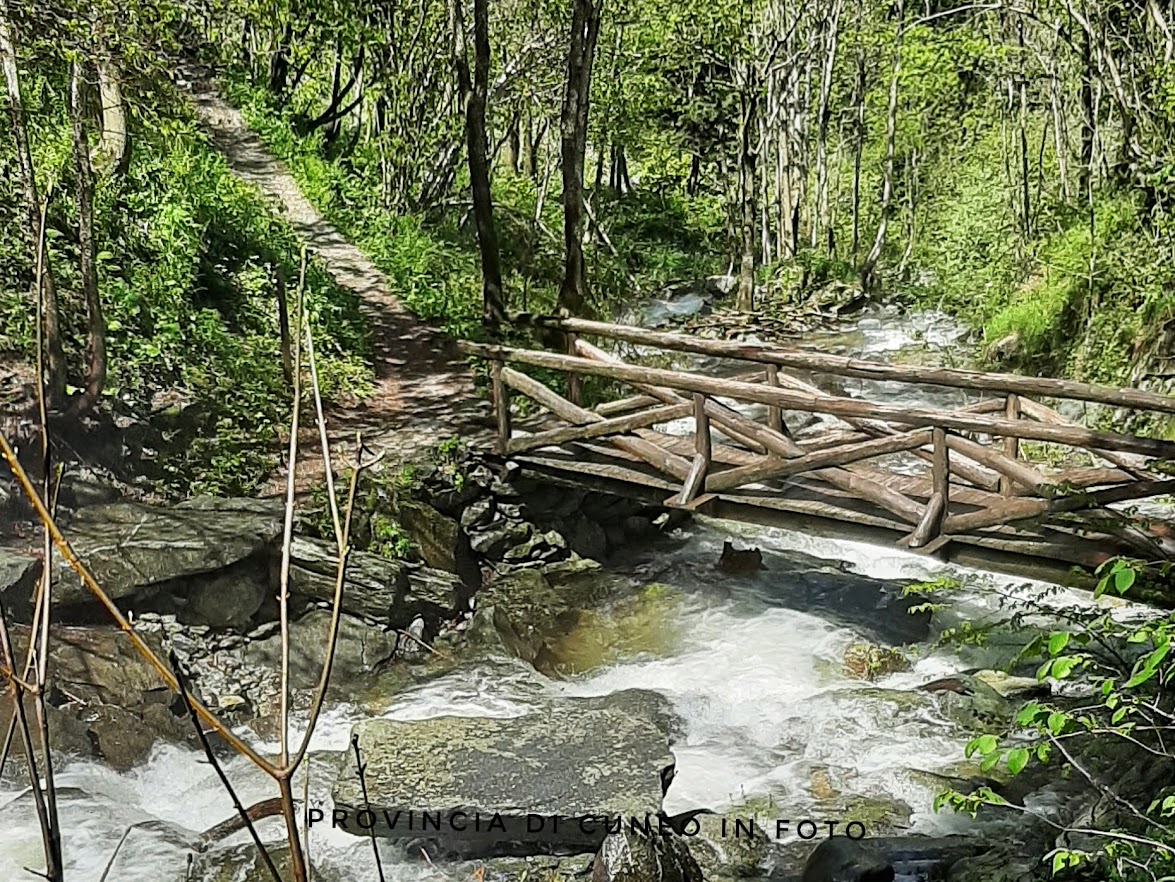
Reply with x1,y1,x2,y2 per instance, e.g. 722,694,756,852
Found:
331,689,677,857
50,498,284,614
241,608,398,694
592,826,703,882
286,536,468,630
392,500,481,588
754,550,931,645
0,547,41,620
918,674,1014,733
802,836,986,882
19,623,173,709
2,624,195,771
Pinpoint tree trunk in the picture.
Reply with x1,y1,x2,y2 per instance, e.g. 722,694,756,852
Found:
850,52,865,258
0,4,66,406
268,23,293,96
736,65,757,312
1016,18,1030,237
860,0,903,290
452,0,506,336
94,51,130,177
504,111,521,174
812,0,841,251
1078,27,1094,200
67,59,107,418
557,0,605,316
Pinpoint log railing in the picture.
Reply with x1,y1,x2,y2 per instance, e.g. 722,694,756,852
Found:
462,318,1175,560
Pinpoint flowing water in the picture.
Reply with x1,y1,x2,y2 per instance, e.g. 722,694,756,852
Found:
0,307,1155,881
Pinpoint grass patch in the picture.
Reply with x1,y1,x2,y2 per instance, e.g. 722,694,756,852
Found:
0,69,373,496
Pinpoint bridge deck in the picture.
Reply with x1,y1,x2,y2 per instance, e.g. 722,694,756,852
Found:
462,317,1175,587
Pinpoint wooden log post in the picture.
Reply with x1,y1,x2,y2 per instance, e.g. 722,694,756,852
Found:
765,364,791,438
676,393,711,505
566,331,581,406
492,360,511,455
907,427,950,548
1000,394,1020,496
933,427,950,504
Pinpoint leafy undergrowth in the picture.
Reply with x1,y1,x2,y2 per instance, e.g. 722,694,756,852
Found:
0,70,373,496
222,74,727,340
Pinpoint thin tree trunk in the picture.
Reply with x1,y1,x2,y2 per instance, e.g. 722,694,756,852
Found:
736,64,757,312
812,0,842,251
268,23,293,96
67,60,107,418
850,52,865,258
94,50,130,177
1049,65,1070,202
0,4,66,405
1078,26,1093,198
452,0,505,335
557,0,605,316
1017,19,1031,237
860,0,903,290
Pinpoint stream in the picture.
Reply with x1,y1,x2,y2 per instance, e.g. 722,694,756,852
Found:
0,304,1153,881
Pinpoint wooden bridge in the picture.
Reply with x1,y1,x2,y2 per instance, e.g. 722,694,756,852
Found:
461,318,1175,583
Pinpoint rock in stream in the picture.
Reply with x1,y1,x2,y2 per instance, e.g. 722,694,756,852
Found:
331,689,677,857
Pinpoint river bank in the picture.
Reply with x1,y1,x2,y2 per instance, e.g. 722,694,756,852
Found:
3,302,1171,882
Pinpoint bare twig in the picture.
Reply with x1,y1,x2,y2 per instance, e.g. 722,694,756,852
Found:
287,435,379,772
394,628,451,660
278,249,308,772
0,591,58,880
350,733,387,882
196,798,286,851
97,821,159,882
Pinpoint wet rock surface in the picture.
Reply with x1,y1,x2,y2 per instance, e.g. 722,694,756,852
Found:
331,689,677,856
240,607,398,694
287,534,468,630
0,547,41,619
49,497,285,613
799,836,987,882
591,826,703,882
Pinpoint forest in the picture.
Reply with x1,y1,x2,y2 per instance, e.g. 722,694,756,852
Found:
3,0,1175,881
6,0,1175,484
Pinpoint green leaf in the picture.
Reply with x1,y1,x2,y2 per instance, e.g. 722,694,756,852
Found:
1048,632,1070,656
96,250,114,261
1015,702,1041,726
1124,667,1157,689
979,751,1002,773
1111,707,1127,725
1114,567,1137,593
1051,657,1078,679
1006,747,1029,775
1047,712,1066,735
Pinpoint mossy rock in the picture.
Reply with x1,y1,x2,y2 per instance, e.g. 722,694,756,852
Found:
190,844,297,882
842,642,911,681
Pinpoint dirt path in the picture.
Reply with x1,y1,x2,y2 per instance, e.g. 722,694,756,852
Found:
183,70,492,497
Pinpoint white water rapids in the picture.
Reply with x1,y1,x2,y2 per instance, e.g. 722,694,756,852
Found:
0,309,1156,881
